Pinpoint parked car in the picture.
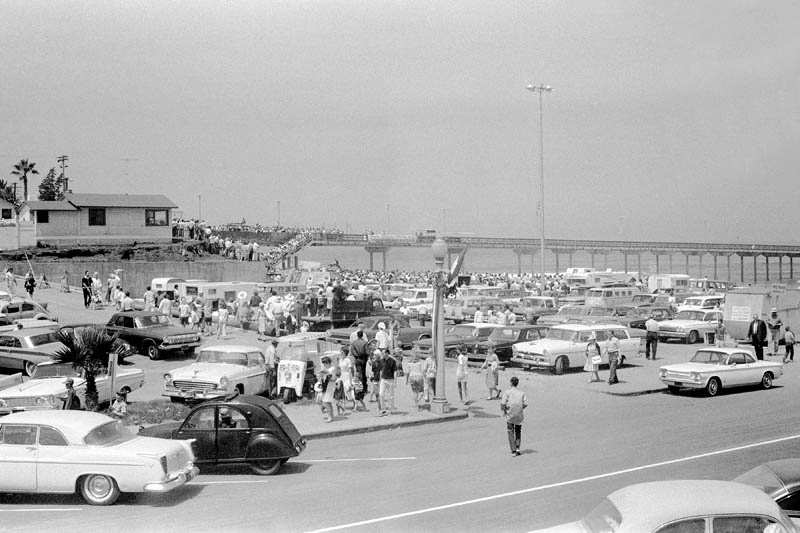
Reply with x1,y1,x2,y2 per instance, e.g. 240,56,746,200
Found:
676,294,725,313
627,306,674,329
0,410,197,505
105,311,201,360
443,296,504,323
326,315,430,350
659,346,782,396
139,394,305,475
0,326,64,355
0,361,145,414
411,323,502,359
658,309,723,344
0,298,53,324
164,345,268,402
631,293,672,308
467,324,548,362
531,480,798,532
511,323,638,374
735,459,800,519
512,296,558,324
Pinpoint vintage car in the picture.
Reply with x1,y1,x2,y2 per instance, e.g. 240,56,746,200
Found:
735,459,800,519
443,296,504,323
411,323,502,359
657,309,723,344
676,293,724,313
326,315,430,350
466,324,548,362
0,298,54,323
388,288,434,309
0,325,63,355
532,480,798,532
105,311,201,360
0,361,145,414
512,296,558,324
511,323,638,374
0,410,197,505
140,394,305,475
163,345,268,402
627,306,674,329
658,346,783,396
630,293,672,308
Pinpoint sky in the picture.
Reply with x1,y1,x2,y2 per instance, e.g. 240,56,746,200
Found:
2,0,799,243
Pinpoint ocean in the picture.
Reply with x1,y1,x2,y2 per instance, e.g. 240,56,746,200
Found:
297,246,793,283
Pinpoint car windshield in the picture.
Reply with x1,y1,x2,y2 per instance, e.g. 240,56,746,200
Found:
676,311,705,321
733,464,784,496
489,328,519,341
134,315,172,328
446,325,479,337
28,332,60,346
683,298,703,306
196,350,248,366
581,498,622,532
84,420,135,446
523,299,547,308
689,350,723,364
31,363,81,379
546,329,577,342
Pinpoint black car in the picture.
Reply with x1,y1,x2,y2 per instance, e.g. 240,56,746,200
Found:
412,323,501,359
627,307,674,329
139,394,306,475
105,311,200,360
326,315,431,350
466,324,549,362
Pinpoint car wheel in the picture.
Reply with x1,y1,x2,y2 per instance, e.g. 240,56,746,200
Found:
706,377,721,397
687,331,699,344
667,385,680,395
145,341,160,360
553,356,569,375
24,360,36,377
761,372,773,389
79,474,120,506
249,459,282,476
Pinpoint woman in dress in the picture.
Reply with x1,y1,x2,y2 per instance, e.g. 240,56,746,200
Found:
455,349,469,403
317,356,339,422
405,351,425,409
584,334,601,383
256,302,268,341
480,349,501,400
338,347,356,412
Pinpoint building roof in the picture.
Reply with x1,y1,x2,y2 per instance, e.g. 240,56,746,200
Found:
65,193,177,209
23,200,78,211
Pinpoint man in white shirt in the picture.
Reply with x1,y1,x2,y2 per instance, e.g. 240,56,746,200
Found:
500,376,528,456
644,315,659,360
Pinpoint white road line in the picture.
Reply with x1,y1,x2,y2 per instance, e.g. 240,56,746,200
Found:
0,509,81,513
307,432,800,532
303,457,416,463
190,480,273,485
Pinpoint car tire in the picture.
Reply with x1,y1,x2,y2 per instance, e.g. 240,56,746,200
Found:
706,377,721,397
687,331,699,344
667,385,680,394
249,459,282,476
24,360,36,377
145,341,160,360
79,474,120,506
761,372,773,389
553,356,569,375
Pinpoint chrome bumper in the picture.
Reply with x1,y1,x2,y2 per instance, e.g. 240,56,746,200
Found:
144,465,199,493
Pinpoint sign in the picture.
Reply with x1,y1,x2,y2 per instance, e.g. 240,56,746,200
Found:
730,306,751,322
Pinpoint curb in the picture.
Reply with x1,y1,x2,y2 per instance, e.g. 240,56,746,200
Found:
599,387,666,397
302,410,469,440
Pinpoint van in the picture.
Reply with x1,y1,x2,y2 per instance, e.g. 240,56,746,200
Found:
585,286,638,308
688,278,734,294
443,297,504,323
257,282,305,298
513,296,558,323
179,281,259,311
647,274,690,293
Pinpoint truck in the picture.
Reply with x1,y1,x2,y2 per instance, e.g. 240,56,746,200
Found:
302,296,391,331
723,286,800,342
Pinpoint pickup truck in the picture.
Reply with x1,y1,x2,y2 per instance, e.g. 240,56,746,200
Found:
326,315,431,350
303,296,394,332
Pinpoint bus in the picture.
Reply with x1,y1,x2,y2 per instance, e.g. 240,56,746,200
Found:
584,286,638,308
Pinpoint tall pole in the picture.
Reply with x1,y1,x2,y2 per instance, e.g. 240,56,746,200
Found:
430,237,449,414
198,194,202,220
276,200,281,227
527,84,552,283
57,155,69,194
385,203,390,235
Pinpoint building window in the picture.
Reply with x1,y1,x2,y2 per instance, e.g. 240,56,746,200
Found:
1,209,11,220
88,208,106,226
36,210,49,223
145,209,169,226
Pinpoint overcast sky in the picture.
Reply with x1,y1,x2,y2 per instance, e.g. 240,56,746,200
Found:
2,1,798,243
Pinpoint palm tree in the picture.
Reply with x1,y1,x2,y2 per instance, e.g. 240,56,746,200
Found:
0,179,17,207
10,159,39,203
53,327,132,411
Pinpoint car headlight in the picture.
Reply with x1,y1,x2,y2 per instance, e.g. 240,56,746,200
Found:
0,399,6,407
659,369,667,378
218,377,229,389
676,326,686,332
35,395,52,406
690,372,700,381
164,373,172,382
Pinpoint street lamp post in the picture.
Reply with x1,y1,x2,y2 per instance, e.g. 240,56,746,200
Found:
526,84,552,286
430,237,449,414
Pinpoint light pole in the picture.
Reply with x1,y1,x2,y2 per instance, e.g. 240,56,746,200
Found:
430,237,449,414
526,84,552,286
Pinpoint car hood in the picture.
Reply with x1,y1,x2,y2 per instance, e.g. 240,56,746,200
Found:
0,377,78,398
170,362,248,381
660,362,724,373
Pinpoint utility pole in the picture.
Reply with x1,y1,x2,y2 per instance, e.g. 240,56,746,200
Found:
276,200,281,227
526,83,553,282
56,155,69,193
198,194,202,220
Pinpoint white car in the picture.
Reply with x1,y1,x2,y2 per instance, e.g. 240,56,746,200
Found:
659,346,783,396
0,410,197,505
163,344,268,401
0,362,145,414
532,480,798,532
658,309,723,343
511,323,638,374
676,294,724,313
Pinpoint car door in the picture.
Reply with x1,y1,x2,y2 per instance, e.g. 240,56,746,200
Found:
0,335,23,369
35,425,72,492
216,406,251,462
0,424,38,491
246,351,267,394
613,328,637,359
739,352,762,386
724,352,749,387
175,405,218,463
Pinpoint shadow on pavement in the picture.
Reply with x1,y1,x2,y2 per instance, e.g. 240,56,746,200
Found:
467,406,501,419
135,484,204,507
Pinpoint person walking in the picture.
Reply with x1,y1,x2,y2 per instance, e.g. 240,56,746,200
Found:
143,286,156,312
369,349,383,409
316,355,339,422
178,298,190,327
80,270,92,308
714,318,727,347
423,351,436,403
481,349,501,400
256,303,268,341
499,376,528,456
644,314,659,360
24,271,36,299
339,348,356,411
767,308,783,356
748,314,768,360
784,326,795,363
217,301,229,338
606,330,621,385
349,330,370,402
379,349,397,416
406,351,425,409
584,334,601,383
264,339,278,398
455,349,469,404
158,293,173,316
